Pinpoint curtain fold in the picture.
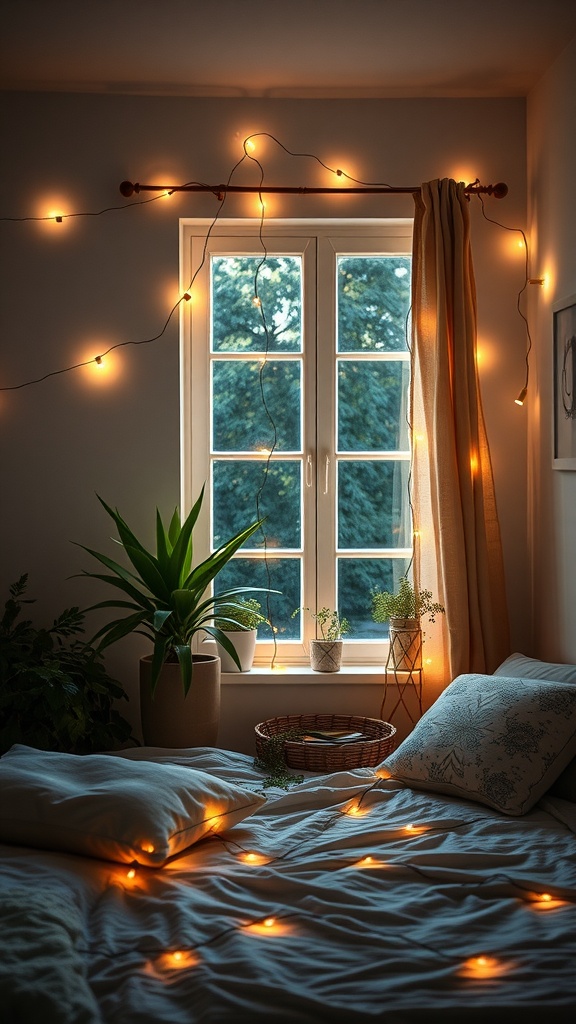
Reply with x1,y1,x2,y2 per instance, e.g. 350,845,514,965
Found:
411,179,510,697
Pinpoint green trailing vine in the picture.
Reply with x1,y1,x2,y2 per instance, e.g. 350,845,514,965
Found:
254,729,305,789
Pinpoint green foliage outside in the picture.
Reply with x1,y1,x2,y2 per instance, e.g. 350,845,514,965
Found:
210,252,412,640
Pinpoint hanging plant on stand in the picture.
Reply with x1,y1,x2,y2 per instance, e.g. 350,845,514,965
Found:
371,575,444,671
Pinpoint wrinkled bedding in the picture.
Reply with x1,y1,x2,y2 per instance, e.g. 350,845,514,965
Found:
1,745,575,1023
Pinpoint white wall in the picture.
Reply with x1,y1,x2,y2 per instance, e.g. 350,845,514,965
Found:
528,37,576,663
0,94,529,750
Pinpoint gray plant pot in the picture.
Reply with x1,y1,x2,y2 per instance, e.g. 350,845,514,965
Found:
139,653,221,747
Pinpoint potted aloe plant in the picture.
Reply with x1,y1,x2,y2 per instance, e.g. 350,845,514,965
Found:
371,575,444,671
292,606,351,672
77,486,269,747
213,597,266,672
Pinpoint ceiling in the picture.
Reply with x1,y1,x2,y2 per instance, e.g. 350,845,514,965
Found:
2,0,576,99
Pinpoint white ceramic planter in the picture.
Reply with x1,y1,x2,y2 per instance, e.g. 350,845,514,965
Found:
139,653,221,747
216,628,257,672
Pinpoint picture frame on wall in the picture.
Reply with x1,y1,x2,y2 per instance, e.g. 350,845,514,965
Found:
552,293,576,470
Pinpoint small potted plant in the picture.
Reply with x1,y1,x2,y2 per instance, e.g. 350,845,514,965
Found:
213,597,266,672
292,606,351,672
371,575,444,671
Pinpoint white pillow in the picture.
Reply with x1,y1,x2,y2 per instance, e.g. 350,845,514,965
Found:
494,652,576,685
380,674,576,815
0,745,265,866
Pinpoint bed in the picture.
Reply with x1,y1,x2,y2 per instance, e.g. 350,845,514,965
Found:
1,654,576,1023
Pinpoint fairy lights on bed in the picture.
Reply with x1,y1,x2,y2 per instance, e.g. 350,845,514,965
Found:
85,774,574,996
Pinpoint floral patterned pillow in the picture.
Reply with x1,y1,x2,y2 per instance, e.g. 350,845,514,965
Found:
380,674,576,815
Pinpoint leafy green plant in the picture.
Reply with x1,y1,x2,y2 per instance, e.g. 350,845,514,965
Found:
371,575,445,624
292,606,351,641
0,575,135,756
76,486,271,695
214,597,266,632
254,729,305,789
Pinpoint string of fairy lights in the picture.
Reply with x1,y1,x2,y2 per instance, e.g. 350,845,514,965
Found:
0,132,538,404
77,771,574,982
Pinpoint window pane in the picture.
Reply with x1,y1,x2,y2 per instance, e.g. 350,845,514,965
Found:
337,256,411,353
215,557,301,640
338,557,412,638
212,256,302,353
212,360,301,451
338,461,410,549
338,360,409,451
213,460,301,550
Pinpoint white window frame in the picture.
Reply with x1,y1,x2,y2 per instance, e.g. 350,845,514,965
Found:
180,218,413,667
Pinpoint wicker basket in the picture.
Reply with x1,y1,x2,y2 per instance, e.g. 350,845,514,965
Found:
254,714,396,773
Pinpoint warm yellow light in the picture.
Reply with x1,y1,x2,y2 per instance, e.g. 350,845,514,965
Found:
244,136,257,153
252,295,262,307
240,851,270,866
404,823,427,835
245,915,293,937
142,842,155,855
126,868,136,880
458,955,512,979
470,451,479,475
451,168,478,188
37,196,71,233
148,949,200,975
375,767,391,779
529,892,566,911
80,345,121,386
515,387,528,407
345,803,368,817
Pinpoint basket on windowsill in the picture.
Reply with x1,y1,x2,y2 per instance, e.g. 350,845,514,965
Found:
254,713,396,773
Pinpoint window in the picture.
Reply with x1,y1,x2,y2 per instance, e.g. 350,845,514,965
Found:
181,219,412,665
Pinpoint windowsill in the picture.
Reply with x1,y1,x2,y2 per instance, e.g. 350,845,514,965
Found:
222,665,386,685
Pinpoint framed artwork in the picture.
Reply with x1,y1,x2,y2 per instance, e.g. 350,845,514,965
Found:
553,293,576,470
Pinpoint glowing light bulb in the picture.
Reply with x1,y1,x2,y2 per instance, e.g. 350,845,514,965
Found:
459,954,509,979
245,137,256,153
515,387,528,406
252,295,262,307
142,843,155,855
126,868,136,880
182,292,192,302
241,851,269,866
263,917,275,928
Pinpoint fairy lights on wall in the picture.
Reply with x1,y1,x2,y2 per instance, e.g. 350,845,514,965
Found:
0,133,516,399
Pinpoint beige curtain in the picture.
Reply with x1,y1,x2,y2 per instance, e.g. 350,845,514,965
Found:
410,179,510,698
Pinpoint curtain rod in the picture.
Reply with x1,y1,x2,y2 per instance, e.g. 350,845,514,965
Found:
119,180,508,200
